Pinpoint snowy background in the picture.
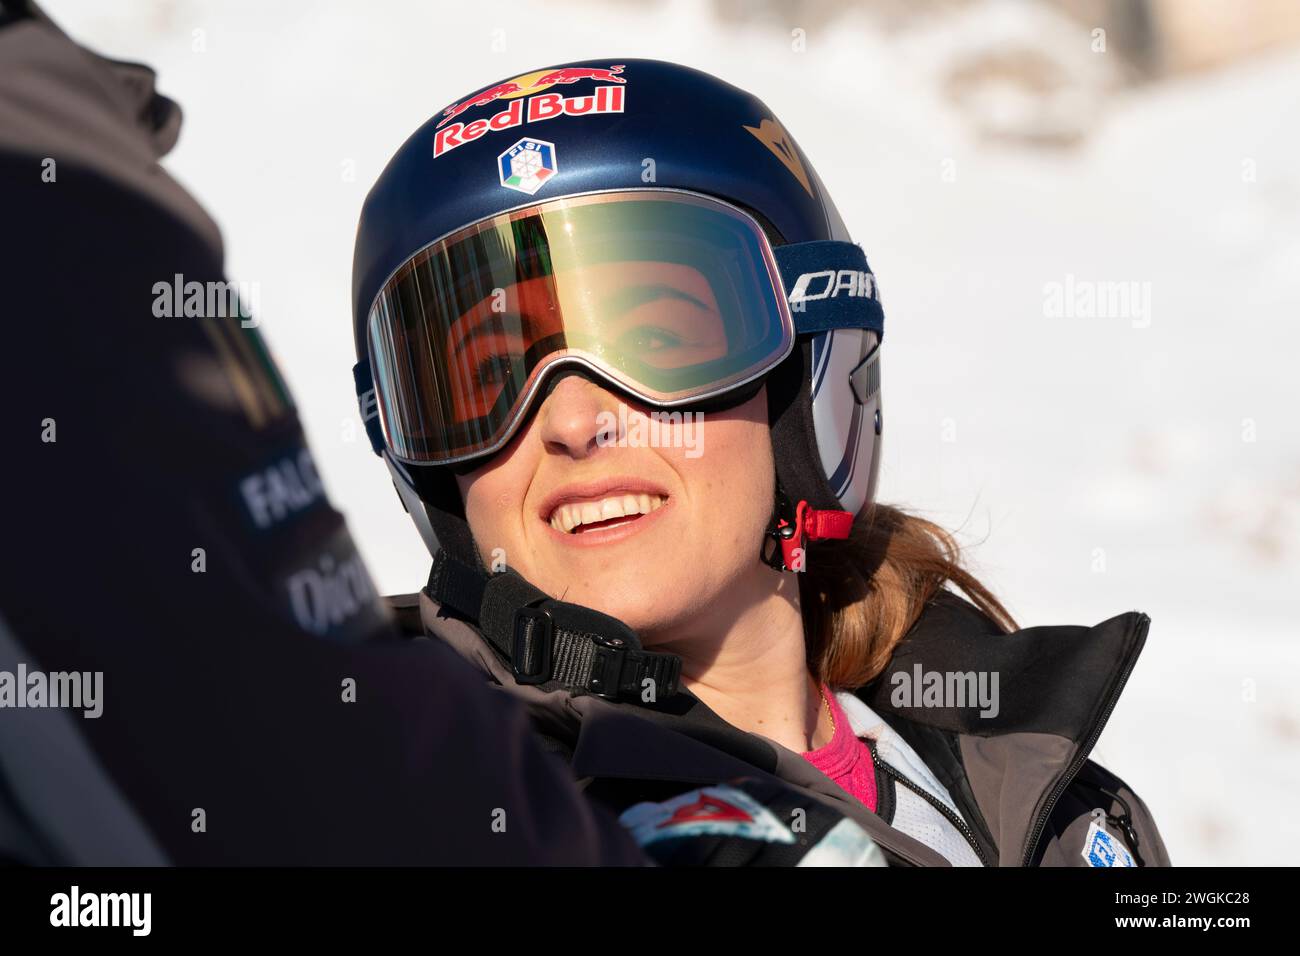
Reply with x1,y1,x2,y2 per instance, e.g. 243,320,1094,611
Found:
41,0,1300,865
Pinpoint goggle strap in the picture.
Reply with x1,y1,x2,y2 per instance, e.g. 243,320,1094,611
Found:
773,240,885,339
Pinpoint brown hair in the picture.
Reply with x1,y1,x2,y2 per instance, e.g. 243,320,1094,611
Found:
800,503,1018,688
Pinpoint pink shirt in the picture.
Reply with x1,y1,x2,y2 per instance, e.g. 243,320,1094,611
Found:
801,685,878,813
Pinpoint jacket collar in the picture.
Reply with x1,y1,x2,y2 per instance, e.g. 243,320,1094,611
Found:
410,586,1151,866
413,590,951,866
853,588,1152,865
859,589,1150,745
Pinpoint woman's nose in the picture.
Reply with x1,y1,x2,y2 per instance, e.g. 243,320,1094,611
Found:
537,371,619,459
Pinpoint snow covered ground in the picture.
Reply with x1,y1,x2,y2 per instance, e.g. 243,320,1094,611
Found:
41,0,1300,865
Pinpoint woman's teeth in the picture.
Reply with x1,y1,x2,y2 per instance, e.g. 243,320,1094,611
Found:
549,494,665,534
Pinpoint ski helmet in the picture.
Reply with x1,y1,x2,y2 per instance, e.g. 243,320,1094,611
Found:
352,58,884,572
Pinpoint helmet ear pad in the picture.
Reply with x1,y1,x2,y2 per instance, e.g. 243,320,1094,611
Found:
767,338,843,513
396,456,483,569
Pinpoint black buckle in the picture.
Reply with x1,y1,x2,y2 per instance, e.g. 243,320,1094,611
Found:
761,487,799,571
511,606,553,685
762,522,797,570
585,632,629,700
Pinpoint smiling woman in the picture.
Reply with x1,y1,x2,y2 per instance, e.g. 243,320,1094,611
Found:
351,58,1170,868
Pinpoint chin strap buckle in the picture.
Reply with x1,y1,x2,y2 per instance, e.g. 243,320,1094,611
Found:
764,496,854,572
426,550,683,703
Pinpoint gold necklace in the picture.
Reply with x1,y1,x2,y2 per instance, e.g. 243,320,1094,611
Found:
820,684,836,739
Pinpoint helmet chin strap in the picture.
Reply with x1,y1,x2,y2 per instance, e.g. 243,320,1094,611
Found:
761,483,854,573
425,549,683,704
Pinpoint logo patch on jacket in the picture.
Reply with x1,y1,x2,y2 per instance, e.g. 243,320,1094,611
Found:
1082,819,1136,867
619,785,795,847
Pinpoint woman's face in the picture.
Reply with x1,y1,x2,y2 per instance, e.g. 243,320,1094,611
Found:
454,376,776,642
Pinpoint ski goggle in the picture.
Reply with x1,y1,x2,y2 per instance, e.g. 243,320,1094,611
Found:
364,190,795,465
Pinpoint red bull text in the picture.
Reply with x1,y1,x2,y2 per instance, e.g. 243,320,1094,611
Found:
433,65,627,159
434,84,625,158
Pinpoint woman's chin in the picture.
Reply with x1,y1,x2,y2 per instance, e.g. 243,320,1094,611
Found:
548,574,697,637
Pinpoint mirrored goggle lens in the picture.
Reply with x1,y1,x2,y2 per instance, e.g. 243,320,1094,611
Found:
367,190,793,464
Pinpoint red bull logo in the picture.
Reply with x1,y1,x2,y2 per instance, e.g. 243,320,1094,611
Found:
436,81,527,128
533,65,626,87
433,64,627,159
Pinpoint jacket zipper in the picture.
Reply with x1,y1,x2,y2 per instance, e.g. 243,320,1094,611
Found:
867,738,991,867
1097,785,1145,866
1019,612,1151,866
